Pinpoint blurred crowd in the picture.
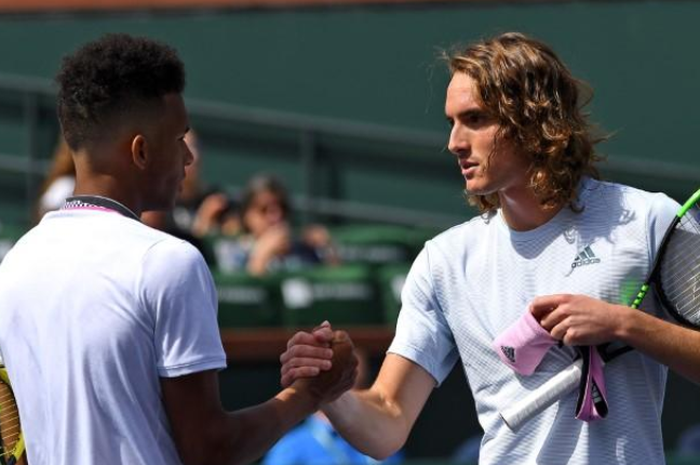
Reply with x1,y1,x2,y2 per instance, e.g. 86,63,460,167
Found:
33,130,338,278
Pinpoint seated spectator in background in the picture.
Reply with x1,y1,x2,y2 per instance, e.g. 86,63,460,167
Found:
215,174,334,276
263,349,403,465
674,424,700,458
34,135,75,222
172,130,240,238
451,433,482,464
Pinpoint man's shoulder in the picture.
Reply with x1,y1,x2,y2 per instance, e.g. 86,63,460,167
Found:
428,212,494,248
141,231,206,271
47,210,204,266
581,178,673,203
95,216,197,256
579,178,679,215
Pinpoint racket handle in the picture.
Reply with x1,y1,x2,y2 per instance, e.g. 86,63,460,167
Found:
499,358,584,431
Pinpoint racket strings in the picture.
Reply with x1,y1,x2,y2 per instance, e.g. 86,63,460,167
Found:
664,242,700,295
0,448,19,460
661,252,700,317
0,387,21,453
660,209,700,324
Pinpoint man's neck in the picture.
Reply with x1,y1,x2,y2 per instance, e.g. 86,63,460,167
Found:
73,175,143,218
499,189,564,232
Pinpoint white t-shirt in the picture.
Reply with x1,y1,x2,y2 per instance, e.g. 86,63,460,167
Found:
389,179,679,464
0,204,227,465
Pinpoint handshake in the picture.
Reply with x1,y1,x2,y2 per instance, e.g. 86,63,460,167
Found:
280,321,359,405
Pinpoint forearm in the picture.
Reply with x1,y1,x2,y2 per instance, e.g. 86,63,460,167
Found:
206,386,319,465
278,338,432,460
166,338,357,465
616,305,700,384
533,294,700,383
322,388,409,460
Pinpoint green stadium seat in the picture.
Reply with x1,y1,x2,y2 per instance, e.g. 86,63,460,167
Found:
213,271,283,328
204,234,246,274
280,265,383,327
665,454,700,465
376,263,411,325
330,224,435,266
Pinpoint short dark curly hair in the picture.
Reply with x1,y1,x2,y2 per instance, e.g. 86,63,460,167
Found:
56,33,185,150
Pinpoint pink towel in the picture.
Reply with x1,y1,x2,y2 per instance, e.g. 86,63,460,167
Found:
575,346,609,422
492,311,558,376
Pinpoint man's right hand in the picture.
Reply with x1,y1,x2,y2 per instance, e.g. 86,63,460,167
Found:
280,322,358,403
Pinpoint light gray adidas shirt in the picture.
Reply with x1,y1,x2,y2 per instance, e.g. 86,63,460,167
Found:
389,178,679,464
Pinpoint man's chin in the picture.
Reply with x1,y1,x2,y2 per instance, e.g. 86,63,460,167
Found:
464,185,487,196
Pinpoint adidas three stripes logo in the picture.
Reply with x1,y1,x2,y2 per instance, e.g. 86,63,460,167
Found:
571,245,601,269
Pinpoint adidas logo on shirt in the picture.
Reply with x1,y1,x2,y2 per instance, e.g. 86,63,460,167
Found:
501,346,516,363
571,246,601,269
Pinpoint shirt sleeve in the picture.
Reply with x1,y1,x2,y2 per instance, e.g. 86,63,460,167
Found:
140,238,227,377
387,245,459,386
647,193,682,261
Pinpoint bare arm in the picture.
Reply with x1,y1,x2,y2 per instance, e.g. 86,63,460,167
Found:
322,354,435,460
162,330,357,465
280,326,435,460
617,306,700,384
161,371,319,465
531,294,700,384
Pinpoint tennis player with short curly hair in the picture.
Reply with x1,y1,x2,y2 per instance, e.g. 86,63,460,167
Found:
0,33,357,465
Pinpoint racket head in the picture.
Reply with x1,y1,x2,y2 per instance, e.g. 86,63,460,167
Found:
652,188,700,327
0,367,26,465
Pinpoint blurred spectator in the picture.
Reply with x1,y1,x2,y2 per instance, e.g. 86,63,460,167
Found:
675,424,700,457
215,174,334,276
263,349,403,465
173,130,239,238
34,135,75,222
452,433,482,464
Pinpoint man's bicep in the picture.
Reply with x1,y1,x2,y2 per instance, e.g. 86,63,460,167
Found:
160,370,225,462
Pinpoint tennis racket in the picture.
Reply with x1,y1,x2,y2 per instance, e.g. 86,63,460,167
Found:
500,186,700,431
0,367,26,465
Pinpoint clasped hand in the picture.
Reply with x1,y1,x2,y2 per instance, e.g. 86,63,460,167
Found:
281,321,358,404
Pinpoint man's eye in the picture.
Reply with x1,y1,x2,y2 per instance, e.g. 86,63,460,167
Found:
468,114,483,124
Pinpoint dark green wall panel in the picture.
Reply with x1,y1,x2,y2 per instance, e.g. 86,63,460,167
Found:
0,2,697,224
1,2,698,156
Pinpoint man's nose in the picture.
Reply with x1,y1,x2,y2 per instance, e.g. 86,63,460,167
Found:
184,143,195,166
448,125,469,155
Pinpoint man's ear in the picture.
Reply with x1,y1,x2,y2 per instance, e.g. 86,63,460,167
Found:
130,134,149,170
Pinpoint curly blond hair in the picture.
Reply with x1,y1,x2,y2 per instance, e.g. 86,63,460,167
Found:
446,32,605,213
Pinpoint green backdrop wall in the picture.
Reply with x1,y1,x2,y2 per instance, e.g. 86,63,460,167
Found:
0,1,698,228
